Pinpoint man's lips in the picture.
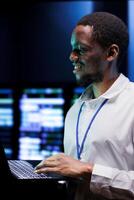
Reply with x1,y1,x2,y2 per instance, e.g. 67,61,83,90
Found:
73,64,82,74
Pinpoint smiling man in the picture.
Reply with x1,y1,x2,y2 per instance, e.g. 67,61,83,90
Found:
70,23,119,97
35,12,134,200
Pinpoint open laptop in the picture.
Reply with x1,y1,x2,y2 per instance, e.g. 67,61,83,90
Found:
0,142,77,200
0,142,68,182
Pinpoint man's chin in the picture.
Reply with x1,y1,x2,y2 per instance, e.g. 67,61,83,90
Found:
75,74,103,87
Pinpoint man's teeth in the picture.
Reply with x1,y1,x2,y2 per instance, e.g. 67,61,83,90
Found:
74,65,81,70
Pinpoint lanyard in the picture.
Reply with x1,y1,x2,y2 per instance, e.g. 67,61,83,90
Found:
76,98,108,160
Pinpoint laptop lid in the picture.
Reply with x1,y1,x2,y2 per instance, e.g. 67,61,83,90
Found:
0,142,14,181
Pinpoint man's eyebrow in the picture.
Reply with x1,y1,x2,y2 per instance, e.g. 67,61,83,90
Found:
78,43,93,49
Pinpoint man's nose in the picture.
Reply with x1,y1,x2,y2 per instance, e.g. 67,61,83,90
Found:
69,52,79,63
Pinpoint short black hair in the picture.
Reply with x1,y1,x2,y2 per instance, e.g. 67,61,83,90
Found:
77,12,129,68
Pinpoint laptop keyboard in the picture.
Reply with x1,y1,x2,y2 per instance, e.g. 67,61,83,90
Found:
8,160,51,179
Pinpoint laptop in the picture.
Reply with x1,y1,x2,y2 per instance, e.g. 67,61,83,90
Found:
0,142,77,200
0,142,68,182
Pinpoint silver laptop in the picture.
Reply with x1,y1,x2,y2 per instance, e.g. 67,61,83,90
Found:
0,142,67,181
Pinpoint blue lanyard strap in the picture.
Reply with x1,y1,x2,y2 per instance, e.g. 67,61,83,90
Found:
76,98,108,160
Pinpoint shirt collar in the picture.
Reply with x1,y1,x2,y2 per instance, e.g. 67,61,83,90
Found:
80,73,129,102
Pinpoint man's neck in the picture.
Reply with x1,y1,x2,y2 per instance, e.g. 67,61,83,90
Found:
92,73,120,98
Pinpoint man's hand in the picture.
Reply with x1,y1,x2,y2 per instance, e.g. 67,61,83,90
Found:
34,153,93,180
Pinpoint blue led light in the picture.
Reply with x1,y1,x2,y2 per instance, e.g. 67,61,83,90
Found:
128,0,134,81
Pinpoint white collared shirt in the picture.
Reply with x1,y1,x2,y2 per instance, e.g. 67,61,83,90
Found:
64,74,134,199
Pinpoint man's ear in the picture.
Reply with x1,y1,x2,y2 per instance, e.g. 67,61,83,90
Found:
106,44,119,62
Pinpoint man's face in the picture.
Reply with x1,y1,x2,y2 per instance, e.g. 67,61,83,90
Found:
70,25,107,87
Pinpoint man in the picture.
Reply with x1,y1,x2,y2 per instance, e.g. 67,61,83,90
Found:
34,12,134,199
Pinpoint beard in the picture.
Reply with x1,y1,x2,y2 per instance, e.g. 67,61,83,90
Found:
76,71,104,87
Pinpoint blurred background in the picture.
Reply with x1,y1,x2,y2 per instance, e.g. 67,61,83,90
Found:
0,0,133,160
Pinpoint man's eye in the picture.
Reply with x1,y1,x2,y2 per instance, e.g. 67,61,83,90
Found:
80,48,88,52
80,49,85,53
79,48,87,55
72,48,87,55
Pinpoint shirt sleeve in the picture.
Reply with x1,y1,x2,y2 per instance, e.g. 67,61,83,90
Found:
90,164,134,200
